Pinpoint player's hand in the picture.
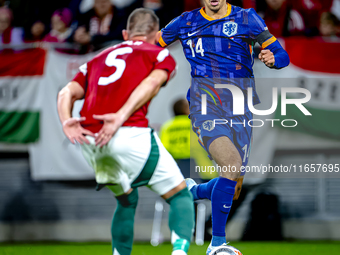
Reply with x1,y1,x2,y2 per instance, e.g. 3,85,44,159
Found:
258,49,275,68
62,117,94,145
93,113,125,147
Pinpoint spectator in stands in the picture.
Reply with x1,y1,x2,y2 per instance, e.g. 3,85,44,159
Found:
28,21,46,42
184,0,203,12
321,0,335,12
0,7,24,48
44,8,74,43
319,12,340,37
73,0,127,52
292,0,322,36
261,0,305,37
17,0,72,43
143,0,163,10
227,0,243,8
329,0,340,22
113,0,144,15
143,0,183,28
70,0,143,25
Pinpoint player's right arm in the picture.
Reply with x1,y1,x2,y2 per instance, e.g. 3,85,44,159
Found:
157,15,182,47
57,78,94,145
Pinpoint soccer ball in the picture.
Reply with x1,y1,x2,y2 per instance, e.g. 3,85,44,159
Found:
209,244,243,255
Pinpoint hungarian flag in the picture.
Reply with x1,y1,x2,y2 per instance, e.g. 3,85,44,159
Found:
275,37,340,140
0,48,46,143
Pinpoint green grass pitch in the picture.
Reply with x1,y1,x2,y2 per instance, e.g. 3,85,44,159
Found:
1,241,340,255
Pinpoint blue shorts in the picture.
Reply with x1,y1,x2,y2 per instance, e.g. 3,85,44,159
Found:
191,111,253,176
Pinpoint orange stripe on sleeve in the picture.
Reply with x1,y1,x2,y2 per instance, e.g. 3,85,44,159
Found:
159,35,167,47
262,36,277,48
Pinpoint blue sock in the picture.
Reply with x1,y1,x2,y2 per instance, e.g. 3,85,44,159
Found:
189,185,199,200
210,177,236,245
196,178,218,200
211,236,227,247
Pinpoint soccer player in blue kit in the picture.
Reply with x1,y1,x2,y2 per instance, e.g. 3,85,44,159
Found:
157,0,290,253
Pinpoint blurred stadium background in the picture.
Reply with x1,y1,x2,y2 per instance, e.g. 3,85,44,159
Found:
1,0,340,254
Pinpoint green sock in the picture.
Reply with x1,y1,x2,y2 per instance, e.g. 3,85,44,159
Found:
166,188,195,253
110,188,138,255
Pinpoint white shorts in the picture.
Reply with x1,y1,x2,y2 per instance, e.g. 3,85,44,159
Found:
81,127,184,196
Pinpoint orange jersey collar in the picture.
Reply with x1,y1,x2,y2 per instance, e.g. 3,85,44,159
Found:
199,3,232,21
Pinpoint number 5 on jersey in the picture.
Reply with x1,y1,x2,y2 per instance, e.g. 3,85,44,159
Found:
98,47,133,86
187,38,204,57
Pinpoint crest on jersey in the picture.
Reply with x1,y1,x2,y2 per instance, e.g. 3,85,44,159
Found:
202,120,215,132
223,21,238,37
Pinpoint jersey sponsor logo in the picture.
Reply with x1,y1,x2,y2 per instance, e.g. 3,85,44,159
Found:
202,120,215,131
188,30,199,36
223,205,231,209
223,21,238,37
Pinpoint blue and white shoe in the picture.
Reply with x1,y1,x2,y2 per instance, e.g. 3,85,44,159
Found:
185,178,199,200
206,242,229,255
185,178,197,191
206,242,216,255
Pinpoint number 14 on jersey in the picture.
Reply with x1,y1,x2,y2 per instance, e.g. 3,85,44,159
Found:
187,38,204,57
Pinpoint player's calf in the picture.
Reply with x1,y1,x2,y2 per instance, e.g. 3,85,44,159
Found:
164,184,195,255
111,188,138,255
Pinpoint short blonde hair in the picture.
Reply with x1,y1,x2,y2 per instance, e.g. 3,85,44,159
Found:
127,8,159,37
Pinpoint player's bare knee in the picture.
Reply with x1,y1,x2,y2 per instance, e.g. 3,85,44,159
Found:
219,160,242,180
162,181,187,200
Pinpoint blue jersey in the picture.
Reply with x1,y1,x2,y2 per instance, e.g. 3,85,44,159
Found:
159,4,283,116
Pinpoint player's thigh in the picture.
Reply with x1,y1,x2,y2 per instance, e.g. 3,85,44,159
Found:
147,133,185,196
192,116,242,179
192,113,252,180
81,128,153,196
209,136,242,179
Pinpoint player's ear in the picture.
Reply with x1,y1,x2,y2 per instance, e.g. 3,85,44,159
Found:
149,30,159,45
122,30,129,41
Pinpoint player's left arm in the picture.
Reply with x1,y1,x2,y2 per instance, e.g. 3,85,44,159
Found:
156,14,182,47
257,32,290,69
248,8,290,69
